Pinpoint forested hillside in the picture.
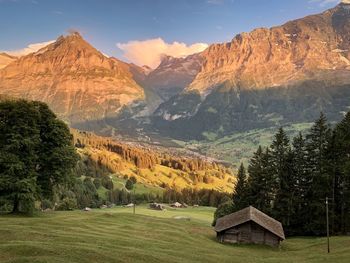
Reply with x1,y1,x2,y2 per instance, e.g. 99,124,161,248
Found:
72,129,234,192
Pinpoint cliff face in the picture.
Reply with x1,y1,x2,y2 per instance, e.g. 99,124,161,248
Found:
0,53,16,69
1,4,350,141
145,53,204,101
186,3,350,95
153,3,350,139
0,32,144,125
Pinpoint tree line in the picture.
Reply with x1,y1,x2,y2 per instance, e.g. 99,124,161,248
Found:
216,112,350,236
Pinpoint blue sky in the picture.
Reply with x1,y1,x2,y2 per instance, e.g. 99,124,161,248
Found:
0,0,341,66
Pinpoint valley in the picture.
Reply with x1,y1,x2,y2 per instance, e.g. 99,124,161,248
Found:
1,3,350,170
0,207,349,263
1,1,350,262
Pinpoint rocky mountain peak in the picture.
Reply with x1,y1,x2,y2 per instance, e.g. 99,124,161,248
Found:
145,52,204,102
0,33,144,127
0,52,17,69
185,3,350,95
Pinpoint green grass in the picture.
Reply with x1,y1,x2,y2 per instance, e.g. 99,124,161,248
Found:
1,205,349,263
178,123,314,168
110,176,164,195
95,176,165,201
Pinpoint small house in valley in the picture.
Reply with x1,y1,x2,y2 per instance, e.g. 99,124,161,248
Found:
214,206,285,247
170,202,183,208
149,203,165,211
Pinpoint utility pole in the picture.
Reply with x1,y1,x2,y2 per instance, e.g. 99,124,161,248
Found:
326,197,330,253
133,187,136,215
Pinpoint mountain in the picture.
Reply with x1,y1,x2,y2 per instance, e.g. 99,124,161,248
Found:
1,3,350,146
145,53,204,102
121,53,205,115
153,3,350,139
187,3,350,95
0,53,16,69
0,32,144,130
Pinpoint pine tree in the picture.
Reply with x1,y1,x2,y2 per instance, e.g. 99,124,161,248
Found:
332,112,350,234
270,127,290,184
305,112,332,235
273,149,298,234
247,146,274,213
291,132,308,234
232,163,248,211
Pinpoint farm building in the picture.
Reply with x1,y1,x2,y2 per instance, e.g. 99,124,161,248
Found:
149,203,165,210
171,202,186,208
214,206,285,247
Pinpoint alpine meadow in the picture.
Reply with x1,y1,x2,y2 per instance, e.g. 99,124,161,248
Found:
1,0,350,262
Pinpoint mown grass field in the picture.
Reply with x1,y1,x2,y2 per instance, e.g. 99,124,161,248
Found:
1,205,349,263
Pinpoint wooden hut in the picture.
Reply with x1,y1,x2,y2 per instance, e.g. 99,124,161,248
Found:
170,202,182,208
214,206,285,247
149,203,165,211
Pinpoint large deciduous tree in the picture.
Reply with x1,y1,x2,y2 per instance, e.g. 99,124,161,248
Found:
0,100,79,214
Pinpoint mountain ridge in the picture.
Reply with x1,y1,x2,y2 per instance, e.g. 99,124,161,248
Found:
1,3,350,143
185,3,350,95
151,3,350,139
0,32,145,127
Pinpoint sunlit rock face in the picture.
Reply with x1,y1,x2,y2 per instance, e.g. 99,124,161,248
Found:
0,32,144,126
186,4,350,96
152,4,350,139
0,53,16,69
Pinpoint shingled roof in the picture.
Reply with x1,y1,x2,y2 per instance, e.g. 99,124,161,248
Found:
214,206,285,240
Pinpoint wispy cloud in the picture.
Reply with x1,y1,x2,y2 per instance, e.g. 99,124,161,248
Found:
2,40,54,57
207,0,224,4
309,0,340,7
53,10,63,15
117,38,208,68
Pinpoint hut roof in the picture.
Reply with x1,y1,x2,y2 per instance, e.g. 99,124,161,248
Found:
214,206,285,240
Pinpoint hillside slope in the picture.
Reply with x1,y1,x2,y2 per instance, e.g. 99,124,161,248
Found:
72,130,234,192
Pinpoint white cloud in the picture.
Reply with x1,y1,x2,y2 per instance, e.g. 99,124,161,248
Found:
117,38,208,68
207,0,224,4
309,0,340,7
2,40,55,57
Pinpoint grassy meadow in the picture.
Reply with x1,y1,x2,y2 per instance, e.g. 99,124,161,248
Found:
1,205,349,263
175,123,314,168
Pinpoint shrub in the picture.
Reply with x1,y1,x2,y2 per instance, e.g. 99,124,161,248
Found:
101,176,114,190
125,179,134,190
41,199,53,210
57,197,77,211
129,176,137,184
93,178,101,189
212,201,234,226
